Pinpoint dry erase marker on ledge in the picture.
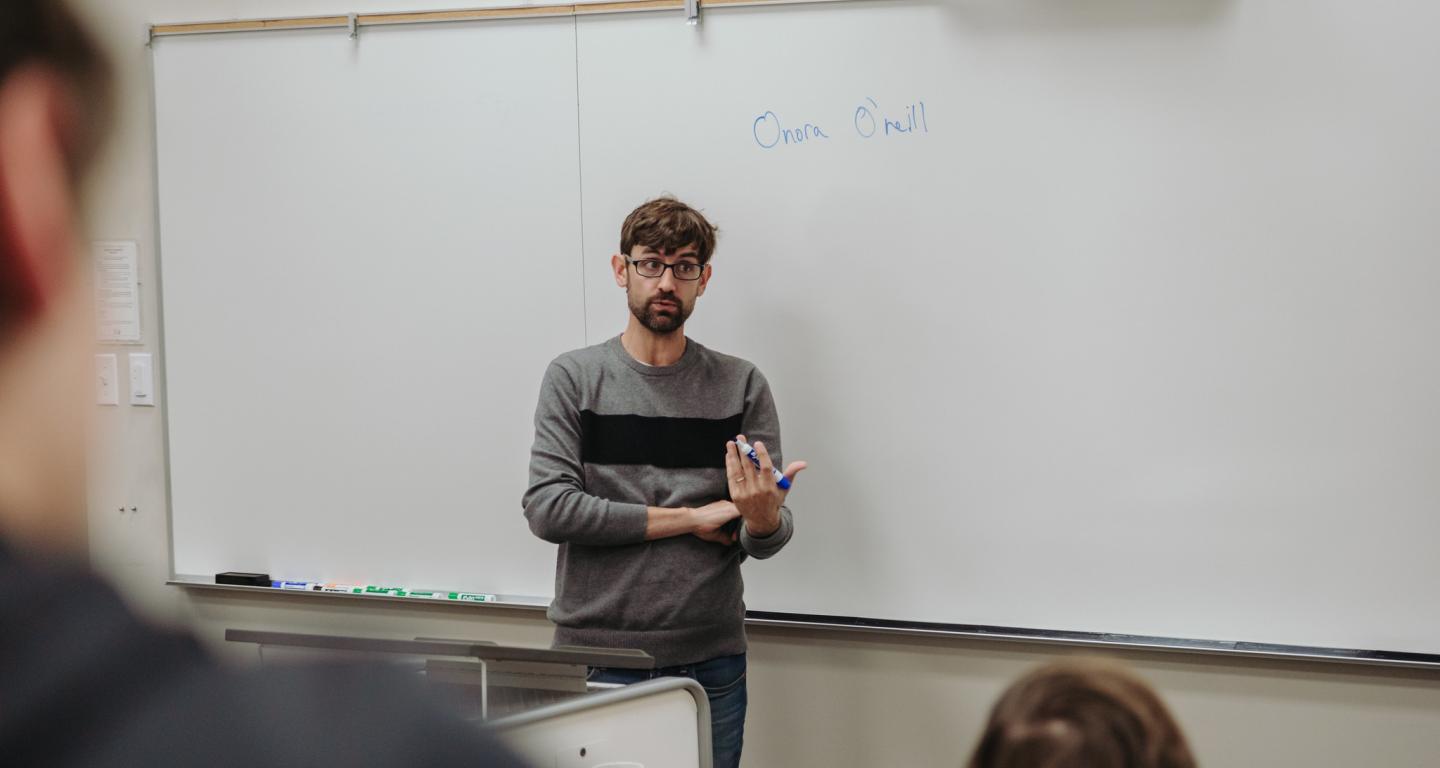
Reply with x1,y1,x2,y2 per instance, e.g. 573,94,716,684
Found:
313,583,364,594
735,439,791,490
448,592,498,602
274,581,496,602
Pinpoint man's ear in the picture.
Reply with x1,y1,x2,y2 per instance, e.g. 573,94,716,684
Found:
611,253,628,289
696,263,712,297
0,68,79,321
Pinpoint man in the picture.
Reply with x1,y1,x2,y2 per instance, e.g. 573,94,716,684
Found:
523,196,807,768
0,2,525,765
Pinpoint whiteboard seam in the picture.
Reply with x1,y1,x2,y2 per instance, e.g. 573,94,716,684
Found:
573,15,589,346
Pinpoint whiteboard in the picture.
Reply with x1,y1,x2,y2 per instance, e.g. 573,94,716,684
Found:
156,20,579,596
158,0,1440,655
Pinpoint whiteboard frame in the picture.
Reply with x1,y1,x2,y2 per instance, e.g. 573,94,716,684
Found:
148,39,186,603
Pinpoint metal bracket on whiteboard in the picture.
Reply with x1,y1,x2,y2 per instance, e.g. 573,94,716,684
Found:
145,23,156,47
348,12,359,39
685,0,700,26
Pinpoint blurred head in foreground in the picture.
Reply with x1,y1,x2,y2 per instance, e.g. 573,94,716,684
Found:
0,0,112,552
0,6,531,766
968,657,1197,768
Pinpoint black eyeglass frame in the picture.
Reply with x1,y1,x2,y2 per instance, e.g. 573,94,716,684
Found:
625,257,706,282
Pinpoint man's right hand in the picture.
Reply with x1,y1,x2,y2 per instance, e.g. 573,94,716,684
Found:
690,501,742,545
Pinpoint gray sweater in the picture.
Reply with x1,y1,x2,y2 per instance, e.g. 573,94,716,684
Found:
522,335,794,666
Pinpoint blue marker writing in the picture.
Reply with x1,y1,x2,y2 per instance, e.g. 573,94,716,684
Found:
735,439,792,490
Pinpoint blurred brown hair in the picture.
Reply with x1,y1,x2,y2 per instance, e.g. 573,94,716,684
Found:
0,0,112,180
0,0,112,332
620,196,718,264
967,658,1197,768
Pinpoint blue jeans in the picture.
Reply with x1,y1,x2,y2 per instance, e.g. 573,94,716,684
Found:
588,653,747,768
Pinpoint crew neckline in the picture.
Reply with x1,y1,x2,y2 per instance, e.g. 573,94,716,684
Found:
606,334,701,377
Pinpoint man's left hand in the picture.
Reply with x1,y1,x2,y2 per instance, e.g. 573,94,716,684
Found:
725,434,807,537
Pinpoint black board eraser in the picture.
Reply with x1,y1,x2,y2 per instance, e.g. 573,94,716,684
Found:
216,571,271,587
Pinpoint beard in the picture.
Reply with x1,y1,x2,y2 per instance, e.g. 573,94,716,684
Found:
628,289,693,334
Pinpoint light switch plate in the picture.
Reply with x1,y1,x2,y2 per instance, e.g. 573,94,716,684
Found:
129,353,155,406
96,353,119,405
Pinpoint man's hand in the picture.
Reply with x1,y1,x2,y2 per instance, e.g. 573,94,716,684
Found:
726,434,807,537
691,500,742,545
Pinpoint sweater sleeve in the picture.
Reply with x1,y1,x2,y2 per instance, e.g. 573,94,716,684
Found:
737,368,795,560
522,362,649,546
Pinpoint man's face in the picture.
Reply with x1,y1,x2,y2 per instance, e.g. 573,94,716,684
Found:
620,244,709,335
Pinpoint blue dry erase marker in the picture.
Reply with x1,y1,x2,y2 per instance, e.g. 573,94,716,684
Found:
272,580,314,590
735,439,791,490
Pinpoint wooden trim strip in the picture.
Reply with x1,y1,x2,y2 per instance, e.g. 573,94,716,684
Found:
703,0,850,7
572,0,685,14
150,0,846,38
152,16,351,36
361,5,582,24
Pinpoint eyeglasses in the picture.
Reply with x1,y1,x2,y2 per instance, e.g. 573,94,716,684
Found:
626,257,705,281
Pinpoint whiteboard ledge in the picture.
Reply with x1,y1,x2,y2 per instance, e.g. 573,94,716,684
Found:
745,612,1440,671
168,575,551,610
170,577,1440,670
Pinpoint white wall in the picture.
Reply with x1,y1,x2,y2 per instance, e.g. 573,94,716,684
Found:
77,1,1440,766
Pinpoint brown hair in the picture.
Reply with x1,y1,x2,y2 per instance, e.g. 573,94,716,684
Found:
620,196,719,264
0,0,112,331
0,0,113,180
967,658,1197,768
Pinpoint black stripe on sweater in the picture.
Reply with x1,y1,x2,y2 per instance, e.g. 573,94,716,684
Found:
580,410,743,469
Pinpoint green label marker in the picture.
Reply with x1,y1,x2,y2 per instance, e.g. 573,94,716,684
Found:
448,592,498,602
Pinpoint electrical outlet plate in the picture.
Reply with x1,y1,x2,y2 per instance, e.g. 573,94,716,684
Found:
96,353,119,405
